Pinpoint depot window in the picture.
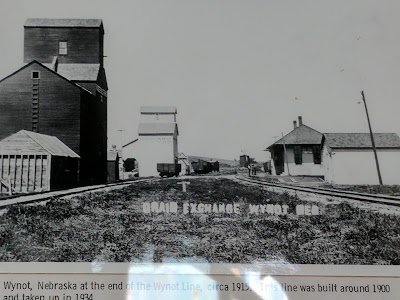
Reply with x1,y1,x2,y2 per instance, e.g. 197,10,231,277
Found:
294,145,302,165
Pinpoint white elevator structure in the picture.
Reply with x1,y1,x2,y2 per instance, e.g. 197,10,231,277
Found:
134,106,179,177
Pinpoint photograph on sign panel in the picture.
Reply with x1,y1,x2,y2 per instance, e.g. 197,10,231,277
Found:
0,0,399,265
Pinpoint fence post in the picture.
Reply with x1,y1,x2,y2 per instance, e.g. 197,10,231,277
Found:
8,175,12,196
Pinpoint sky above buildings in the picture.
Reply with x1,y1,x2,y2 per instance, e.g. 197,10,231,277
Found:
1,0,399,162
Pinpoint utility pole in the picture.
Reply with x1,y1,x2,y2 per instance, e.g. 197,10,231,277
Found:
281,132,290,176
117,129,126,180
361,91,383,185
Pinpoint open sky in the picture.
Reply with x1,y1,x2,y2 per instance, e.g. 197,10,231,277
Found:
1,0,399,162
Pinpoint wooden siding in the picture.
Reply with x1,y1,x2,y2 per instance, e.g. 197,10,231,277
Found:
0,63,107,185
0,154,49,193
0,63,81,154
0,154,80,193
50,156,79,190
0,131,80,192
107,160,119,183
24,27,103,65
80,90,107,184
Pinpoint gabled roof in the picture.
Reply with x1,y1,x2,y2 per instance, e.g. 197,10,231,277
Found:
267,124,323,149
138,123,178,135
323,133,400,149
0,61,95,95
0,130,79,158
140,106,177,114
43,63,100,82
25,18,103,28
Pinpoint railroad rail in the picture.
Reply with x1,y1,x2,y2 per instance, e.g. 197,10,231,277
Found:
0,174,225,210
0,178,159,210
2,175,400,211
234,176,400,207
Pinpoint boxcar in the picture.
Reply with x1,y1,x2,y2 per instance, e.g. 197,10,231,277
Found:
157,163,181,177
212,161,220,172
191,160,213,174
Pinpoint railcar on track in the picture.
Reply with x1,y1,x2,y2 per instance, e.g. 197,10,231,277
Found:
157,163,181,177
191,159,219,174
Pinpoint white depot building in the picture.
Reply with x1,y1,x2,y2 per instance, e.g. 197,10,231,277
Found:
130,106,179,177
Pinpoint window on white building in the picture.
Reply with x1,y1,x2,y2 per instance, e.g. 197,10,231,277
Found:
294,146,302,165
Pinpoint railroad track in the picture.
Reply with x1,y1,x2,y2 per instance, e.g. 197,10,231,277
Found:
234,176,400,207
2,174,399,210
0,177,160,210
0,175,226,210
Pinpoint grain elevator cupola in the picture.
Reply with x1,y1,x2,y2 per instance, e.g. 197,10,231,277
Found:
24,18,105,66
23,18,108,96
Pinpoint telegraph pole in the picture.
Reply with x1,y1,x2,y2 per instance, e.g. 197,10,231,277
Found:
281,132,291,176
361,91,383,185
117,129,126,180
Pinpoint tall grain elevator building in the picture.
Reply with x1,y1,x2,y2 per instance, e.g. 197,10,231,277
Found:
0,18,108,184
132,106,179,177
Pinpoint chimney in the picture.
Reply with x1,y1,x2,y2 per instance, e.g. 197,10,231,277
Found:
298,116,303,126
293,120,297,129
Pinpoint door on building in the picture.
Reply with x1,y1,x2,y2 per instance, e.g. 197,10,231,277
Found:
274,147,284,175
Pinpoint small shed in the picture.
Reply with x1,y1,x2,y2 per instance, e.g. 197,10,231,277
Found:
107,151,120,182
0,130,80,193
177,153,190,175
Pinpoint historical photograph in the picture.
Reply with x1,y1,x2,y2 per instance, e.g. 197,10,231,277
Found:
0,0,399,265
